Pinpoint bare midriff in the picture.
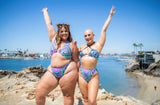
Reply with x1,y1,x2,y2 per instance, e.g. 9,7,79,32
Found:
51,53,71,67
81,55,98,69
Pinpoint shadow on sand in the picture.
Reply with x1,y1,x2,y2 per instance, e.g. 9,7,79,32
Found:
78,98,83,105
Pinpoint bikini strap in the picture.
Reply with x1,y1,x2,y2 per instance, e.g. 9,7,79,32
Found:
81,41,95,51
81,46,89,51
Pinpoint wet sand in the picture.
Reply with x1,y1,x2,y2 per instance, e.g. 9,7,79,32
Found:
128,71,160,104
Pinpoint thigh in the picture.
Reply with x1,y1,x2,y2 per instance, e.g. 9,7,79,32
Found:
36,65,59,96
78,70,88,98
59,61,78,96
88,71,99,100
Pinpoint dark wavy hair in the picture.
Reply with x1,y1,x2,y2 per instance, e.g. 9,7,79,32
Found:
56,23,72,48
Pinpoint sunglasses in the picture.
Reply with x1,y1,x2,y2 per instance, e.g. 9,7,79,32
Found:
84,34,91,37
57,23,70,28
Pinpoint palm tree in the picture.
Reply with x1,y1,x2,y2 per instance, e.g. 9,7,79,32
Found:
133,43,138,54
24,49,28,55
138,43,143,51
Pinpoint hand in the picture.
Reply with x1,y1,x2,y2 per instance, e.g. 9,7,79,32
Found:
110,6,115,17
72,40,77,46
72,40,78,50
42,8,48,13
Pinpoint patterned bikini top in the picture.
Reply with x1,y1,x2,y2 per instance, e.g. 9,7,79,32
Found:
79,46,99,60
50,40,72,59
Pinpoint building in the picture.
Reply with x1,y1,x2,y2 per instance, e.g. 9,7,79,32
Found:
136,51,160,69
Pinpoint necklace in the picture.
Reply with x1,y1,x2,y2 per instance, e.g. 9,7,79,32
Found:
87,42,95,47
81,42,95,52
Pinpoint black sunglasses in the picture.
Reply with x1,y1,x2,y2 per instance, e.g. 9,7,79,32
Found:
57,23,70,28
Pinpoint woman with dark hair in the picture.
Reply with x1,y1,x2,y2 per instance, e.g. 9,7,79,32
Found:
36,8,78,105
78,7,115,105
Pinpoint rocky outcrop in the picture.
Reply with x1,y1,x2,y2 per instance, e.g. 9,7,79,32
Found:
125,62,140,72
0,66,147,105
143,63,160,77
126,60,160,77
17,65,47,78
0,70,17,78
0,65,47,79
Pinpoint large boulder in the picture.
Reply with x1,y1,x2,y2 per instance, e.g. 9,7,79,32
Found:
18,65,47,78
143,63,160,77
0,65,47,79
0,70,17,78
125,62,140,72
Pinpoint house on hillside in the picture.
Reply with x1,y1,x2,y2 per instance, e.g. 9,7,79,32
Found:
136,51,160,69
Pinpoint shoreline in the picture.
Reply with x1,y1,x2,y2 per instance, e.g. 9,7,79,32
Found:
123,74,139,97
0,56,25,59
127,71,160,104
0,66,147,105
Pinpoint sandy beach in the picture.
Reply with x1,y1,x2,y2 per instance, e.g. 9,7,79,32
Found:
127,71,160,104
0,66,148,105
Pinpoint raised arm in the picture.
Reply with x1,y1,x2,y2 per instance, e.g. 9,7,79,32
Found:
42,8,57,42
98,7,115,47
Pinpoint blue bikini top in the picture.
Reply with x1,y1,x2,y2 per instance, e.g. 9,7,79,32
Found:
79,46,99,60
50,40,72,59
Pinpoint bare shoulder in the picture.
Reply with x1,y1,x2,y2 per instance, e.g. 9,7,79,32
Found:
79,45,86,51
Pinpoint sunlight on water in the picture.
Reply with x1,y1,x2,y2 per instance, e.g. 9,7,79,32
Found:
0,57,138,96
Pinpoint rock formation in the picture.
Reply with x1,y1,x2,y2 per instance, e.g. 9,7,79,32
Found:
143,62,160,77
125,62,140,72
0,66,147,105
126,61,160,77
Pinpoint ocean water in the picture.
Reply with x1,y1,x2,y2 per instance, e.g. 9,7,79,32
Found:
0,57,138,96
97,57,138,96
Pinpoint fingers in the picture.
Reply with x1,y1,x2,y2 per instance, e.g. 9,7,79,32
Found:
110,6,115,16
112,6,115,13
111,6,115,13
112,6,115,11
42,8,48,13
72,40,77,46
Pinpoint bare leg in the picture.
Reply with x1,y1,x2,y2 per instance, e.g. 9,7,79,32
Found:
78,71,99,105
59,61,78,105
36,65,58,105
88,72,99,105
78,71,89,105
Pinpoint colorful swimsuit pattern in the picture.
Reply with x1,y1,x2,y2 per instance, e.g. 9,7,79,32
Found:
50,40,72,59
79,46,99,82
51,62,70,78
50,40,72,78
80,66,97,82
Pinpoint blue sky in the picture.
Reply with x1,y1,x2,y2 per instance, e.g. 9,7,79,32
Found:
0,0,160,54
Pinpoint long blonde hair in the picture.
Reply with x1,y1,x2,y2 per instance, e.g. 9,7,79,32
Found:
56,23,72,48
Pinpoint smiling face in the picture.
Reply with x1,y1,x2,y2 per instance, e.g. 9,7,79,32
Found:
56,23,72,48
59,27,69,41
84,29,94,45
